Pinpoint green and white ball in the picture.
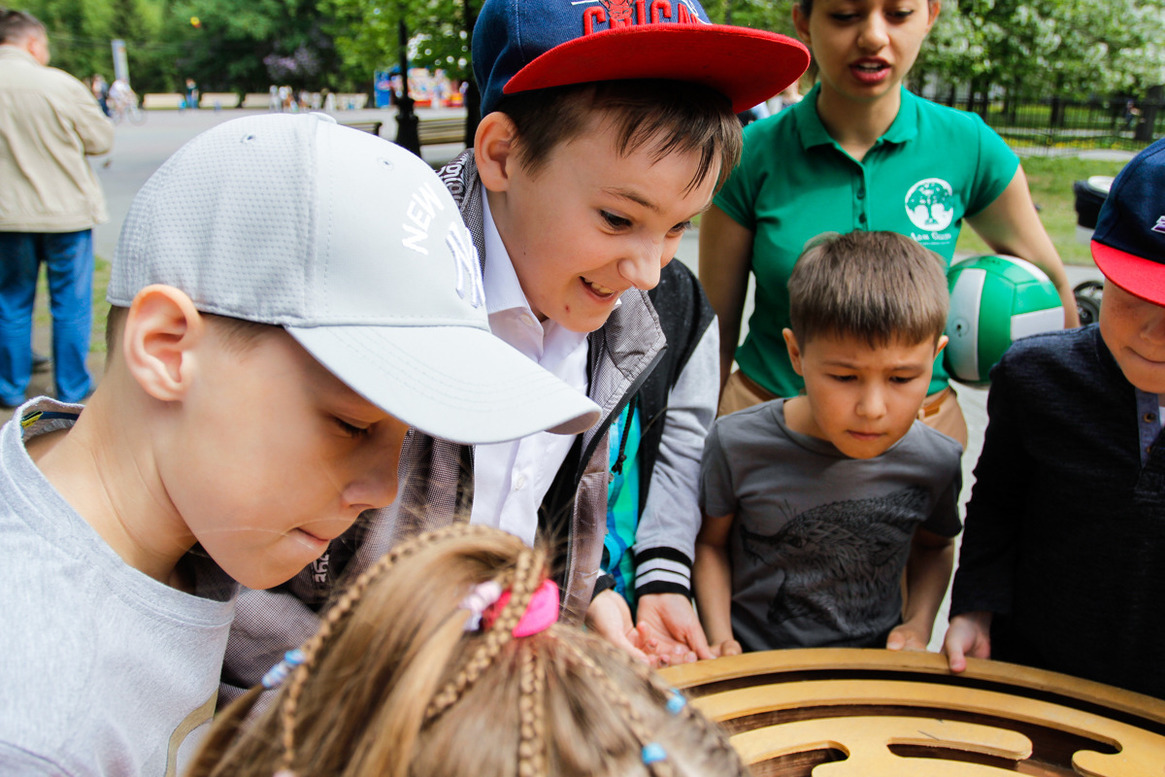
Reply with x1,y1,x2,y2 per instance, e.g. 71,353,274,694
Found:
945,254,1064,385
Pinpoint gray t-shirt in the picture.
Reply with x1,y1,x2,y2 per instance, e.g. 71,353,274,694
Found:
0,399,237,776
700,399,962,651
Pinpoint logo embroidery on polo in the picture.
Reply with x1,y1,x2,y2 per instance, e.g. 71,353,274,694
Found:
905,178,955,232
1153,215,1165,234
578,0,704,35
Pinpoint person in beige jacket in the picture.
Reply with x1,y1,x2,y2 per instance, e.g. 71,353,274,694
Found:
0,9,112,407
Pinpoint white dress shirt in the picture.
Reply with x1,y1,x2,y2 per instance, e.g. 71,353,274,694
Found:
469,189,590,547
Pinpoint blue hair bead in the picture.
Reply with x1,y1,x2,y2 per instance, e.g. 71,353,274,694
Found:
642,743,667,764
666,689,687,715
261,648,305,689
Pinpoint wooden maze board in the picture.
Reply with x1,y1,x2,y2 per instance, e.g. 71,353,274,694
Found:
660,649,1165,776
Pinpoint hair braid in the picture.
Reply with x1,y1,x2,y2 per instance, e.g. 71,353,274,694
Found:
424,544,546,721
559,639,676,777
516,645,547,777
187,525,753,777
277,524,502,771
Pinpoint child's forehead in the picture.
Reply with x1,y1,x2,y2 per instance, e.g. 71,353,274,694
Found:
534,106,644,154
805,330,938,356
195,323,404,433
530,112,718,192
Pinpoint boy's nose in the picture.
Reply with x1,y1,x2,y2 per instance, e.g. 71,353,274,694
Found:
346,440,403,512
1143,308,1165,343
856,386,887,418
345,474,399,513
618,240,666,290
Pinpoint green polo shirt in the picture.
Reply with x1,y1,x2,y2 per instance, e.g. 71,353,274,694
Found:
714,84,1018,397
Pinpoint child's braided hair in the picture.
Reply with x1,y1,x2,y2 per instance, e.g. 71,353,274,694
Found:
187,524,749,777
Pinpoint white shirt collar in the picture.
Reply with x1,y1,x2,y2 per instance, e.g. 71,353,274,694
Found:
482,190,536,317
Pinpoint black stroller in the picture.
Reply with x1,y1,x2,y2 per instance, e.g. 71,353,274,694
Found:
1072,177,1113,325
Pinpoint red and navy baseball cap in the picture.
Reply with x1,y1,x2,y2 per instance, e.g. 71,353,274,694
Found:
1092,138,1165,306
473,0,810,116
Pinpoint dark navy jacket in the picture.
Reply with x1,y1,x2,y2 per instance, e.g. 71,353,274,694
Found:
951,325,1165,699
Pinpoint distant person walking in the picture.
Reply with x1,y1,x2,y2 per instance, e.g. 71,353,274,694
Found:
90,73,110,116
183,76,198,110
0,10,112,407
1122,99,1141,132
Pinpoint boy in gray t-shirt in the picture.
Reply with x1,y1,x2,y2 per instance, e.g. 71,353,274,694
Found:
695,231,963,655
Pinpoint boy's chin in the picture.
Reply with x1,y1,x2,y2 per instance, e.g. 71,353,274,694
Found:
554,307,617,334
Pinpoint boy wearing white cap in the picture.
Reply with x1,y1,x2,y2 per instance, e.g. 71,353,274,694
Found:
0,113,598,774
226,0,813,676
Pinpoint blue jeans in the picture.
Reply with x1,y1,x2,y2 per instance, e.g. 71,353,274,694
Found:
0,230,94,404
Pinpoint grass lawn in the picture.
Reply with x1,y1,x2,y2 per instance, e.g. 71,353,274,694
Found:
955,155,1128,266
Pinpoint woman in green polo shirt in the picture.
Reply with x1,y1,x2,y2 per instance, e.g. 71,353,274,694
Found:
699,0,1078,446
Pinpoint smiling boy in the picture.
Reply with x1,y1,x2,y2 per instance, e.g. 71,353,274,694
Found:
695,231,962,654
434,0,809,658
223,0,811,681
944,139,1165,699
0,113,598,774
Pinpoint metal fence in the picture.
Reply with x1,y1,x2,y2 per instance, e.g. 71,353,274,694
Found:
935,94,1161,156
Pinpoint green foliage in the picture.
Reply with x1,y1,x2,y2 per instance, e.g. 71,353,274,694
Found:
325,0,476,82
918,0,1165,101
19,0,1165,104
24,0,116,84
167,0,347,92
704,0,796,36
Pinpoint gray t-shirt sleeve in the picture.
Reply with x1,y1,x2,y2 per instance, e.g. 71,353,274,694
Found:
920,454,963,538
699,418,738,519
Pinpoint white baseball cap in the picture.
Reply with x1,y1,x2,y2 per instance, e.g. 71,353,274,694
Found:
108,113,599,444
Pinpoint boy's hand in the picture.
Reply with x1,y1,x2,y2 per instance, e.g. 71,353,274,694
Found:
942,611,994,673
586,589,655,665
710,638,742,658
636,593,715,666
885,622,931,652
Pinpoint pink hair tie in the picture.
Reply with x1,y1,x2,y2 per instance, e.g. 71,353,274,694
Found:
482,579,560,637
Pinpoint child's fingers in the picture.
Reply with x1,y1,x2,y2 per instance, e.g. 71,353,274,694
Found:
944,640,968,673
886,627,927,652
942,627,973,673
612,631,652,665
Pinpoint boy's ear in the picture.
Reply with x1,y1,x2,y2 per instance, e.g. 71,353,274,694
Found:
122,285,205,402
792,4,811,47
783,328,806,376
474,111,518,192
934,333,949,358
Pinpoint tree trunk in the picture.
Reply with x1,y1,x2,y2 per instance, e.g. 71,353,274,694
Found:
462,0,480,146
394,17,420,157
1050,96,1066,129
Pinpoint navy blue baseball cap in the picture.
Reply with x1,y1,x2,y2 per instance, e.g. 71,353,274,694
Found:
1092,138,1165,305
472,0,810,116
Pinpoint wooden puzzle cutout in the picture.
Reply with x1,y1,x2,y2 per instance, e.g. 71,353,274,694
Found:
661,648,1165,776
